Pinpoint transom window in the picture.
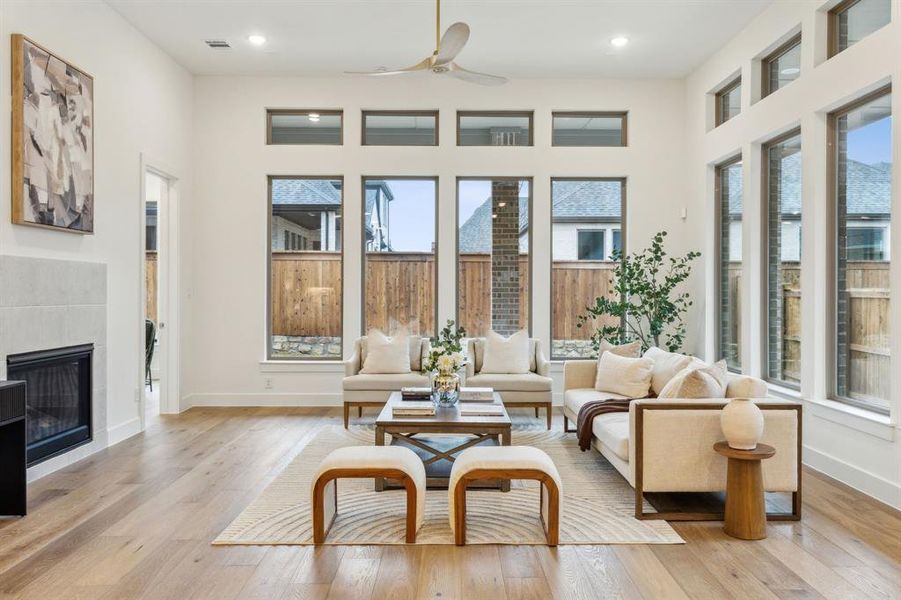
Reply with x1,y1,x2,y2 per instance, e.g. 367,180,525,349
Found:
829,0,892,57
457,112,533,146
715,78,742,126
267,110,343,145
362,111,438,146
552,112,627,147
762,35,801,97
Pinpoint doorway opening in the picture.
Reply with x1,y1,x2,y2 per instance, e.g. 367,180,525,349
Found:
142,166,177,424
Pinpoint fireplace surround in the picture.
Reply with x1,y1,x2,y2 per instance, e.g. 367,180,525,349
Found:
7,345,94,466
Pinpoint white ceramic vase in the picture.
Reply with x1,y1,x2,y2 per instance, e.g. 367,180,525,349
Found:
720,398,764,450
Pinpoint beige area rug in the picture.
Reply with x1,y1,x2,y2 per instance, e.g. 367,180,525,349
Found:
213,425,683,546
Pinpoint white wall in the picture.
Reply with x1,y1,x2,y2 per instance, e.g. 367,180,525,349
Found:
684,0,901,508
0,1,193,449
185,76,698,407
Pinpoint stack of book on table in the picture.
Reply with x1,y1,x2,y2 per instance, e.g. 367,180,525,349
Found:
392,401,436,417
459,403,505,417
400,387,432,401
459,387,494,402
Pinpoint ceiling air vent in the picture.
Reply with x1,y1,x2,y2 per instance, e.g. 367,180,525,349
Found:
204,39,230,49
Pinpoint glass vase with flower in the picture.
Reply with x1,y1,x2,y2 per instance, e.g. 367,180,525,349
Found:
424,320,468,407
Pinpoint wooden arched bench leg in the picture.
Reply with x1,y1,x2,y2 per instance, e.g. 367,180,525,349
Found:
453,469,560,547
313,468,419,544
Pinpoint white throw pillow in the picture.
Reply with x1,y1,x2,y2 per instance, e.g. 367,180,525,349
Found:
594,352,654,398
658,367,723,399
360,328,411,374
644,347,694,396
593,340,641,389
480,330,530,374
726,375,768,399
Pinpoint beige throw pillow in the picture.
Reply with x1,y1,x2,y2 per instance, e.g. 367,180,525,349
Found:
481,330,530,374
658,360,728,399
594,352,653,398
594,340,641,389
644,347,694,396
360,328,411,374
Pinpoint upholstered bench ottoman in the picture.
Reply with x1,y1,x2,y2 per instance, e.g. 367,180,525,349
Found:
311,446,426,543
448,446,562,546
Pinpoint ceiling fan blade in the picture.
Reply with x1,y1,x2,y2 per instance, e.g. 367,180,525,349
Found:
447,63,507,86
434,22,470,66
345,57,431,76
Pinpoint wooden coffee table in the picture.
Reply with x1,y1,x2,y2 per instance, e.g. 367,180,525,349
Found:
374,391,512,491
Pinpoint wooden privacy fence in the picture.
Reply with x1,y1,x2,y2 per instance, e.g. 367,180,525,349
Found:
727,261,889,400
145,251,158,324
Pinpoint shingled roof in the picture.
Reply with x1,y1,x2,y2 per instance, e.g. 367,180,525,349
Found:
458,180,622,253
729,155,890,217
271,178,341,206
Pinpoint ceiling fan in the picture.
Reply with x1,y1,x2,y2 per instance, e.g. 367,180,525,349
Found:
345,0,507,86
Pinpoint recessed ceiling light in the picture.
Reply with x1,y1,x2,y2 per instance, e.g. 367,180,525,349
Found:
780,67,800,76
248,34,267,46
610,36,629,48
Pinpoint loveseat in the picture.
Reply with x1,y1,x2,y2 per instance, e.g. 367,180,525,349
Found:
465,337,553,429
342,335,431,427
562,359,802,520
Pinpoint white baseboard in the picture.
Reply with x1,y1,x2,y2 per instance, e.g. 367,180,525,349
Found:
107,417,143,446
804,445,901,510
184,392,343,408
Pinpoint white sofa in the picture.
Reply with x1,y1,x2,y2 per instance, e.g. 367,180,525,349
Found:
342,336,431,427
465,337,553,429
562,359,802,521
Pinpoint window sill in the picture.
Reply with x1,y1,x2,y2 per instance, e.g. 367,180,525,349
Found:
767,383,802,401
805,396,896,442
259,360,346,374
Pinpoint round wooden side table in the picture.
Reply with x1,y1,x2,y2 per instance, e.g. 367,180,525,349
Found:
713,441,776,540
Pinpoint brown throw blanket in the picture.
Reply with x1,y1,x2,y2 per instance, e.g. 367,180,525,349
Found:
576,398,636,451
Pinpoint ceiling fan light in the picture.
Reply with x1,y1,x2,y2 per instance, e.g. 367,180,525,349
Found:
610,36,629,48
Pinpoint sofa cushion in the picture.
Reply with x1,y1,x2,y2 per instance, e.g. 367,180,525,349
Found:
658,367,724,399
361,334,423,372
481,330,530,374
466,372,552,392
472,338,537,373
595,352,653,397
644,347,693,395
563,388,631,416
592,412,630,461
593,340,641,388
342,373,429,391
360,329,412,374
726,374,768,398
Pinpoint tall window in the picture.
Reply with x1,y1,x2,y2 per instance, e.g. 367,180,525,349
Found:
268,177,343,359
551,178,625,359
363,177,437,337
763,35,801,97
717,157,743,371
716,78,742,126
764,132,802,387
829,0,892,56
832,89,892,411
457,178,531,337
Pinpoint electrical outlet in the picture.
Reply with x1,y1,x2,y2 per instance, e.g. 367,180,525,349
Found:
264,378,273,390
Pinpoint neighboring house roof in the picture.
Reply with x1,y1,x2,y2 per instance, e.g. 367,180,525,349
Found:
729,154,890,217
271,178,341,206
458,180,621,253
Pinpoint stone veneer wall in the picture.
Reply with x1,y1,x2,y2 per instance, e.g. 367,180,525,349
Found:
491,181,522,335
0,255,108,481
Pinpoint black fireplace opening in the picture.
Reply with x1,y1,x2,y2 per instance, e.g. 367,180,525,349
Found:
7,344,93,466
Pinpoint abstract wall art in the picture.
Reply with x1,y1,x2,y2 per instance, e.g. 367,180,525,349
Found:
12,34,94,233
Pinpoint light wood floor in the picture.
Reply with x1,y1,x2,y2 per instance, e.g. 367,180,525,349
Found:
0,406,899,600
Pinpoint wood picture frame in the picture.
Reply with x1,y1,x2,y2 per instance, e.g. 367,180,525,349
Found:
11,34,94,234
